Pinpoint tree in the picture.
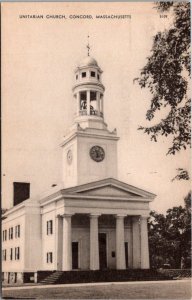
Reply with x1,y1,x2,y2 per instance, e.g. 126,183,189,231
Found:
148,210,170,268
172,168,190,181
148,210,177,268
148,195,191,269
137,2,190,158
184,190,191,210
165,205,191,268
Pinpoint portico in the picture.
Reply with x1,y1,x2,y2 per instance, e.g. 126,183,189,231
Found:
40,178,154,272
55,213,149,271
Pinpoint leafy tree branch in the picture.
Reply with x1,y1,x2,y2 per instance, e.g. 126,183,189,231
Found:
137,2,191,157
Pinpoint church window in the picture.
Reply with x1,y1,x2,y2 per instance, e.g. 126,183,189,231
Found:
81,72,86,78
15,247,20,260
47,252,53,263
10,248,13,260
2,249,6,261
97,74,100,80
15,225,20,238
3,230,7,241
9,227,13,240
91,71,95,77
47,220,53,235
76,74,78,80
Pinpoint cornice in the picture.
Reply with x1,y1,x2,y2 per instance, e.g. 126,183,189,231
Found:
75,65,103,73
72,81,105,92
39,190,153,208
62,194,153,202
60,130,119,147
2,200,40,218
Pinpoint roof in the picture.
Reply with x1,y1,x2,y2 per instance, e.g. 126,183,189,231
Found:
2,178,156,216
39,177,156,205
62,178,156,199
78,56,98,68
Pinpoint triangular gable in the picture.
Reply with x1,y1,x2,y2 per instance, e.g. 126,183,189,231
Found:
75,185,142,198
62,178,156,199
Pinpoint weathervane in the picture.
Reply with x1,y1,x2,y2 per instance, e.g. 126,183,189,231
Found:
86,35,91,56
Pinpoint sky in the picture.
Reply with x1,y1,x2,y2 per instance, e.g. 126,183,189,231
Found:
2,2,190,212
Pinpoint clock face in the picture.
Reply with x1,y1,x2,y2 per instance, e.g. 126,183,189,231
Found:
90,145,105,162
67,149,73,164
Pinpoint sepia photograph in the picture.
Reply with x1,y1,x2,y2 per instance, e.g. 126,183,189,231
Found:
1,1,191,299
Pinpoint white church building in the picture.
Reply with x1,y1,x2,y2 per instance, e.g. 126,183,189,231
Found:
2,53,156,284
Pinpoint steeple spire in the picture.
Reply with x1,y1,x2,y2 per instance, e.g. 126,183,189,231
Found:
86,35,90,56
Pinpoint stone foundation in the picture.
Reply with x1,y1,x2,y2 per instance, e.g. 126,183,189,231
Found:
2,272,36,284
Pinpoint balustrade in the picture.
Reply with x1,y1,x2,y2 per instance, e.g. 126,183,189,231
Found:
79,110,87,116
79,110,103,117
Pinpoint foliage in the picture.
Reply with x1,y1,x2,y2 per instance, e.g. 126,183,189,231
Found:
172,168,190,181
137,2,191,156
184,190,191,210
148,197,191,269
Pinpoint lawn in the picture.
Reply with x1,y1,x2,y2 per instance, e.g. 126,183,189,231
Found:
2,280,191,299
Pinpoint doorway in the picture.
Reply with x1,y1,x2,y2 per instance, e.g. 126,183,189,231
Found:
125,242,129,269
99,233,107,269
72,242,79,269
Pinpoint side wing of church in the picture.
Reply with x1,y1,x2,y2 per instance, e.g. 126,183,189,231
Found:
2,52,156,284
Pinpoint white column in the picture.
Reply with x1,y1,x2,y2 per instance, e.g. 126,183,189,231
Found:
77,92,80,116
55,215,63,270
62,214,73,271
132,216,141,268
116,215,126,269
90,214,100,270
96,92,100,116
140,216,150,269
87,90,90,115
101,95,104,115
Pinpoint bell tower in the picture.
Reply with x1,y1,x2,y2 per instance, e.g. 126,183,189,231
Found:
61,44,119,188
73,44,106,131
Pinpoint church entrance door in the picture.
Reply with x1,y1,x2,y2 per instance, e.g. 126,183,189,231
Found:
72,242,79,269
99,233,107,269
125,242,129,268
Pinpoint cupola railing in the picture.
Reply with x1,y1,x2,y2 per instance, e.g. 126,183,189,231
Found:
79,110,103,117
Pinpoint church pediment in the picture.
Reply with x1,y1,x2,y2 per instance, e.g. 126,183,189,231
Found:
63,178,156,200
76,186,141,198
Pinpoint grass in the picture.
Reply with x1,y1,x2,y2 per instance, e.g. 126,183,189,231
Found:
2,280,191,299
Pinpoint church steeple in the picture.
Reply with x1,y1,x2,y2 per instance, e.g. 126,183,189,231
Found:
72,49,105,129
61,48,119,188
